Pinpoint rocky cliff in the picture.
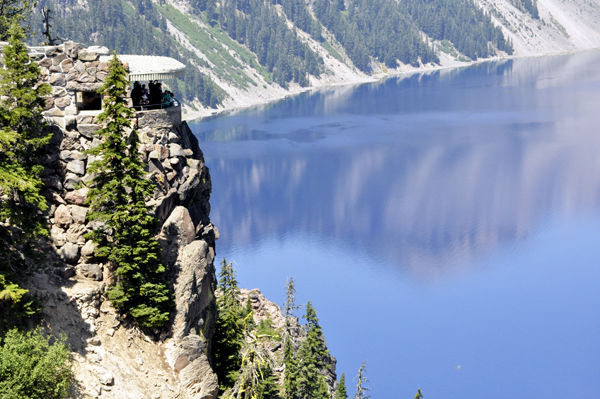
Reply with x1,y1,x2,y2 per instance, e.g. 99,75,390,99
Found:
10,42,220,399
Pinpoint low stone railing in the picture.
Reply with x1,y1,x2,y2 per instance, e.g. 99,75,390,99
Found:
135,100,182,129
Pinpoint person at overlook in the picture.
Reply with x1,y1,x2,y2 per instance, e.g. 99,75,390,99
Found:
131,81,142,110
140,84,149,106
162,90,173,107
148,80,162,109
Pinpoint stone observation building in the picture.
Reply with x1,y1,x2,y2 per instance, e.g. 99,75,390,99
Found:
0,41,220,398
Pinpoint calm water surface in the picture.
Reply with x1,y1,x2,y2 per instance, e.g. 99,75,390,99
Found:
190,52,600,398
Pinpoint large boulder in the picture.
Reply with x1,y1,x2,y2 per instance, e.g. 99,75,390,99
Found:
60,242,80,264
165,335,218,399
65,187,90,205
69,205,88,224
171,239,215,341
54,204,72,228
78,264,103,281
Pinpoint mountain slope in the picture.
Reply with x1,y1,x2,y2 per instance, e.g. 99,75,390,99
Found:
29,0,600,118
481,0,600,55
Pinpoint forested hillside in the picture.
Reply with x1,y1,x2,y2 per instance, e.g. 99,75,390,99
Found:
27,0,519,113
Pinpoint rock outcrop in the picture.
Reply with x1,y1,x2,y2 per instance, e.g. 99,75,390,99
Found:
238,289,339,395
13,42,220,399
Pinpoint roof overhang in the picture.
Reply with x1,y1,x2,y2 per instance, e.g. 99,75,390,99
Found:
99,55,186,81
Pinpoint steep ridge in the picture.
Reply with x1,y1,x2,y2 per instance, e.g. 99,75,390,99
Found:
16,42,220,398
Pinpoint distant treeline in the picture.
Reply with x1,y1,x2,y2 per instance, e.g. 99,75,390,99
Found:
191,0,323,88
314,0,438,70
405,0,514,60
509,0,539,19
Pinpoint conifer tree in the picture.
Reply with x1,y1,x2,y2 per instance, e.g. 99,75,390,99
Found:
335,373,348,399
85,53,172,328
353,361,370,399
213,257,244,393
283,333,299,398
296,301,329,399
0,0,35,40
283,277,300,397
284,276,300,323
0,21,50,330
0,21,51,237
221,314,280,399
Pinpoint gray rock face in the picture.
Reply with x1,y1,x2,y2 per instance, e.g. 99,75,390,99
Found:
57,266,76,279
52,53,68,66
54,204,73,228
81,240,97,257
96,366,114,386
65,187,89,205
61,59,74,72
39,58,52,67
42,175,63,191
87,46,110,55
64,173,81,190
74,60,85,73
60,242,80,264
51,225,67,247
166,335,218,399
66,159,85,175
70,205,88,224
77,124,101,138
63,41,80,58
48,73,66,86
160,206,196,259
169,143,185,157
78,264,103,281
66,224,86,244
156,204,217,399
171,240,214,341
55,96,71,108
77,50,99,62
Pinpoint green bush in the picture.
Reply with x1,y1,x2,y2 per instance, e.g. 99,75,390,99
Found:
0,328,74,398
256,318,280,340
0,273,40,335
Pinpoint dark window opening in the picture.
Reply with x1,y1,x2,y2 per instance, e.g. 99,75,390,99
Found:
77,91,102,111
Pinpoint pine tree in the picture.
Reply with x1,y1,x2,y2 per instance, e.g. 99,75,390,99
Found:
414,388,423,399
85,53,172,328
353,361,370,399
0,21,51,331
0,0,35,40
283,277,300,398
296,301,329,399
0,21,51,237
283,333,299,398
221,320,280,399
212,257,244,393
335,373,348,399
284,276,300,324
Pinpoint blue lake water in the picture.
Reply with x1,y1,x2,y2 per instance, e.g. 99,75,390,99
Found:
190,51,600,398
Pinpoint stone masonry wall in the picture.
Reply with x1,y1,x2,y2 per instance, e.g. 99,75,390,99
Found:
1,41,220,399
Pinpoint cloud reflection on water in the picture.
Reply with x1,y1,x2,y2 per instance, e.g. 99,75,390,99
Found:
193,51,600,281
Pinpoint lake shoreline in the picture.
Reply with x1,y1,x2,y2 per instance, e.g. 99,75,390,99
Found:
183,47,600,123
